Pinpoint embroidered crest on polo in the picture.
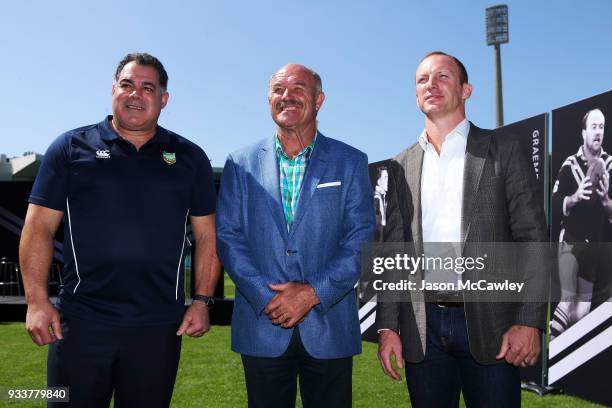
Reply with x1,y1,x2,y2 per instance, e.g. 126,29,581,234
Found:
95,150,111,159
162,151,177,165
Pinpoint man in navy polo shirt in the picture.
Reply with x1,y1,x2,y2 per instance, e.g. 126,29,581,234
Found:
19,52,220,407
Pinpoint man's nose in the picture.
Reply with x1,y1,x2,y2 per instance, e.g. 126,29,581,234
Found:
281,88,295,99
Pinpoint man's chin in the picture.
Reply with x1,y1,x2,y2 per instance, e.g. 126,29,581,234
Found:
276,112,302,122
114,118,154,133
273,117,301,129
422,107,444,117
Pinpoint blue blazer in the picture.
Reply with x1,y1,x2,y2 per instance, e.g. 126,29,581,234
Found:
216,133,375,358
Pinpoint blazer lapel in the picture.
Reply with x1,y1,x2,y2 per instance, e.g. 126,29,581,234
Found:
461,124,491,244
259,138,289,240
288,133,328,238
400,144,427,354
404,146,424,256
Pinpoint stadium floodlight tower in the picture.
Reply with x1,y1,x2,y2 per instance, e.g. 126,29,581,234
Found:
486,4,509,127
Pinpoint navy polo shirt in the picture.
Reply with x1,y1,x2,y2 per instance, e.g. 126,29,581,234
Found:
29,116,216,326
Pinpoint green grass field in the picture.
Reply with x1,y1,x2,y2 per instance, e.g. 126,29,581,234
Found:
0,322,602,407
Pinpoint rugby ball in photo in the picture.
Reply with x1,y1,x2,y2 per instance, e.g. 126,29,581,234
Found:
586,158,606,192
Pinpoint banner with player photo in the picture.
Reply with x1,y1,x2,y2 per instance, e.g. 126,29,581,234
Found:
548,90,612,406
359,159,391,342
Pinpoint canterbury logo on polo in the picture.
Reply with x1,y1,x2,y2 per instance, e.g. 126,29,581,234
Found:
96,150,111,159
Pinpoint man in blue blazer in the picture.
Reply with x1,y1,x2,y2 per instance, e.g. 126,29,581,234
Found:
216,63,375,408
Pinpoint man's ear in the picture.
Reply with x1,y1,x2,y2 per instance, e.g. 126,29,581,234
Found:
315,91,325,111
462,83,473,101
161,92,169,109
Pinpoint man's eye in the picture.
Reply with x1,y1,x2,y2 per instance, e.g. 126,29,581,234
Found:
144,87,154,93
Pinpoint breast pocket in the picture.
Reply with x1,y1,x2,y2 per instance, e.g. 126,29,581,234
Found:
478,176,508,217
480,176,505,193
482,175,502,185
315,180,342,196
312,182,343,222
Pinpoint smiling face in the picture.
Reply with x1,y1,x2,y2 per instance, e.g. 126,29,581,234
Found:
111,61,168,137
582,109,605,156
268,64,324,133
415,54,471,121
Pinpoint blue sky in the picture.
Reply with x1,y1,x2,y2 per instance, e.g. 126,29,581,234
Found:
1,0,611,166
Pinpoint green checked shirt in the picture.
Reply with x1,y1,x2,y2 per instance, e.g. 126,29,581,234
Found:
275,133,318,230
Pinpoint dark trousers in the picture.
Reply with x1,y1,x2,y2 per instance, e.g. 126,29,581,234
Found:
241,328,353,408
405,303,520,408
47,315,182,408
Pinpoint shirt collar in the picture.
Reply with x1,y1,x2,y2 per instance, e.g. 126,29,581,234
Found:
100,116,119,141
418,118,470,151
275,131,318,160
100,115,170,145
576,145,609,161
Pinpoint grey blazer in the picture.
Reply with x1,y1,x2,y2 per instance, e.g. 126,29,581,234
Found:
375,123,549,364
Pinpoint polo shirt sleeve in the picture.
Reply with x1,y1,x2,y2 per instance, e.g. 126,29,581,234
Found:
29,134,71,212
190,149,216,216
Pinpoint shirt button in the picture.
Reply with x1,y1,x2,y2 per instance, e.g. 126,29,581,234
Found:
286,250,294,256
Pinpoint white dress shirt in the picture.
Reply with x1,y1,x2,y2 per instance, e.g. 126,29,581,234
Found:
419,119,469,289
419,119,469,243
378,119,470,332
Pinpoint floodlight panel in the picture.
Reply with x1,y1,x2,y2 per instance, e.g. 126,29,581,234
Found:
486,5,509,45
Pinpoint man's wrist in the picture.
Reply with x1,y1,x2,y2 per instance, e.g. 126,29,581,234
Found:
192,294,215,308
305,284,320,307
25,289,50,306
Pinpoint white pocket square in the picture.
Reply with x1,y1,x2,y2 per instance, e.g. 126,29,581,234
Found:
317,181,341,188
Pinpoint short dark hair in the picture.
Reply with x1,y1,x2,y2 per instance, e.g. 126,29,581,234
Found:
420,51,468,85
582,108,604,131
115,52,168,91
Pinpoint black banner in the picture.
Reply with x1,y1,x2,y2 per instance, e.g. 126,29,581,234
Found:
548,91,612,405
497,114,548,212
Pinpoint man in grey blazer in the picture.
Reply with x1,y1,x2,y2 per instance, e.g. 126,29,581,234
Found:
376,51,548,407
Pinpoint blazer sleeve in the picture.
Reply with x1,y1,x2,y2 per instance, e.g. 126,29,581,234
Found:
501,136,550,329
216,155,277,316
309,152,376,313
